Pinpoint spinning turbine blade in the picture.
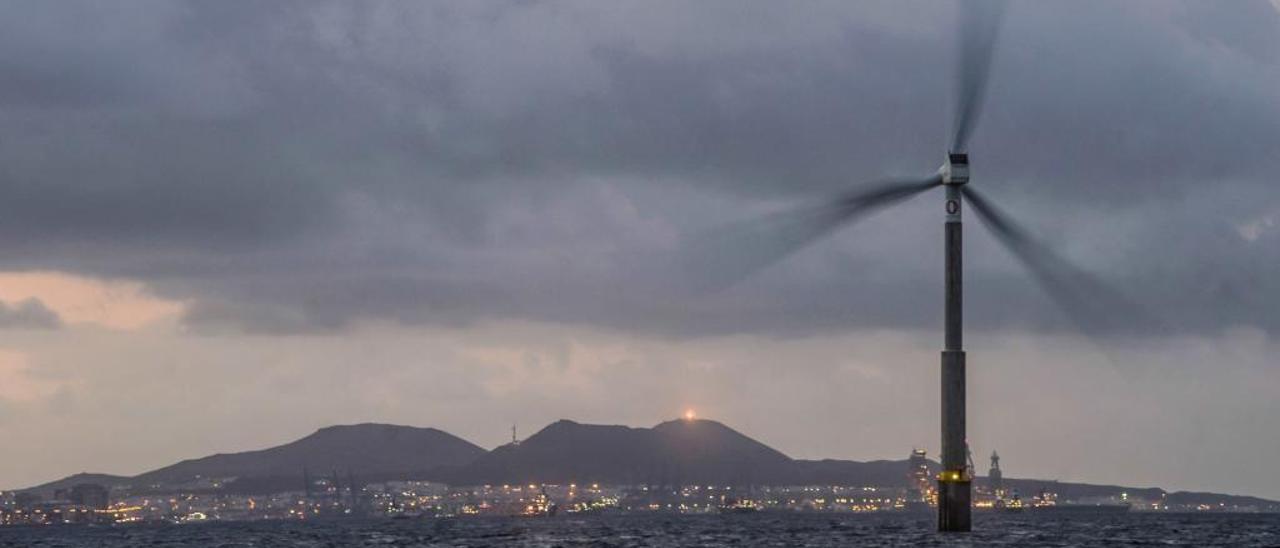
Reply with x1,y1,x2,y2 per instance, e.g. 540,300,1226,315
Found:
962,186,1149,337
951,0,1007,153
684,176,941,291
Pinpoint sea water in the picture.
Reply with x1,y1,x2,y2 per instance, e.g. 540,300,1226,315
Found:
1,512,1277,547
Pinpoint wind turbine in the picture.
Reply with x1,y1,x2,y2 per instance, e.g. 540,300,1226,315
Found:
683,0,1139,532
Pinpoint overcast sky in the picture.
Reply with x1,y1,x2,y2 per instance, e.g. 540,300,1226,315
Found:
1,0,1279,500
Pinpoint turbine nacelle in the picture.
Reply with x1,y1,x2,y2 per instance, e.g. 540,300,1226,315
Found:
941,152,969,185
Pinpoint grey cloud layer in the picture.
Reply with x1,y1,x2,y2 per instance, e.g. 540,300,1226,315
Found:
0,1,1277,336
0,299,61,330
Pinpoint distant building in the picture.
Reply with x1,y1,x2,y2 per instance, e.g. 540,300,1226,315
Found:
906,449,932,504
13,492,41,510
69,484,110,510
988,451,1003,496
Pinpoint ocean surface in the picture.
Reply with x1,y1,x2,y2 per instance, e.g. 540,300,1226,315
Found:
2,512,1278,547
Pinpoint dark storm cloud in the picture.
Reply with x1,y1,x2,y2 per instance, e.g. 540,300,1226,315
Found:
0,1,1277,336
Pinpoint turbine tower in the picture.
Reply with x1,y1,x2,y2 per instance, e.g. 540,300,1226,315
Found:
934,0,1003,525
939,150,970,530
685,0,1147,533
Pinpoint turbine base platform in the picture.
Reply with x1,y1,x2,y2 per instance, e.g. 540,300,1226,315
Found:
937,479,972,532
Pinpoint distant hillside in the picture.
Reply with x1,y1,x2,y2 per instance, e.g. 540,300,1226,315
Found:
133,423,484,488
445,419,793,486
444,419,945,488
991,478,1279,510
790,458,937,487
994,478,1164,502
21,473,132,498
17,419,1278,509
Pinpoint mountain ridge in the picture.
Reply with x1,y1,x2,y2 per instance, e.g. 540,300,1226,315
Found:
20,423,484,496
442,418,794,486
135,423,485,486
16,419,1278,509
